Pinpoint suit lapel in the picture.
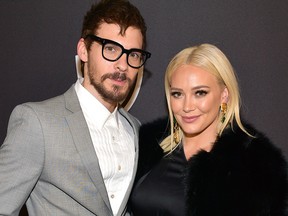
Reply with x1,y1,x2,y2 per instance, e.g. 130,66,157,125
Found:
64,86,112,212
118,109,140,215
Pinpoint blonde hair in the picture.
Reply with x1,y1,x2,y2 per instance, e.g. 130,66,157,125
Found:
161,44,251,153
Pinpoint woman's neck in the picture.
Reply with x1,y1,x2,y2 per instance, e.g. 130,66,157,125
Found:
182,130,218,160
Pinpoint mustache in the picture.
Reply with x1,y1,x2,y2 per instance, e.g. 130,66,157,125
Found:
101,72,127,82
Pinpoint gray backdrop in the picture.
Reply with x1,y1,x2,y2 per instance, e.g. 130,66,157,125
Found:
1,0,287,156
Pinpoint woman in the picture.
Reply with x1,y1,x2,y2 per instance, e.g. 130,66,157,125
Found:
130,44,287,215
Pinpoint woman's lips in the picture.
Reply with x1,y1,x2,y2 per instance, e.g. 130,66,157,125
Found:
181,115,200,123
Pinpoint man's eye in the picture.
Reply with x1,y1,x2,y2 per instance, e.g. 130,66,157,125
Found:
130,52,141,60
105,45,116,52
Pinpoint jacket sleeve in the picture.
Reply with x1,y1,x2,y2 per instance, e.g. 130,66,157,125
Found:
0,104,45,215
246,132,288,215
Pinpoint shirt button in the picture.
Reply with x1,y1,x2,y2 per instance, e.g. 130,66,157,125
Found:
111,194,115,199
118,165,121,171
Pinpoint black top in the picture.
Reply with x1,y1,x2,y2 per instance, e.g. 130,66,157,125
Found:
130,145,187,216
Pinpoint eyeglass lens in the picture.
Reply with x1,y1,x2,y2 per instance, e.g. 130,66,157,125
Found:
103,43,146,68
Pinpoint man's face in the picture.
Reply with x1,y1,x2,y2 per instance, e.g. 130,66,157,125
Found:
81,23,143,110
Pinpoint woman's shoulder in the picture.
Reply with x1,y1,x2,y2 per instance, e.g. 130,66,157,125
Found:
217,122,284,158
217,121,287,182
242,123,287,178
235,122,285,164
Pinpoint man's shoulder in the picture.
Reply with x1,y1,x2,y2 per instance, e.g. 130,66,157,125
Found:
15,85,76,116
24,93,65,112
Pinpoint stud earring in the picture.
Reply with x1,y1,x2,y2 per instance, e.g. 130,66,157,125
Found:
220,103,227,123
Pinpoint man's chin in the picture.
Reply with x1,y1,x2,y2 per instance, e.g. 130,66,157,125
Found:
95,82,132,103
103,90,128,104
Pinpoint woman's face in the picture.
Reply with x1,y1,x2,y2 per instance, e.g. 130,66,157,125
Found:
170,64,228,139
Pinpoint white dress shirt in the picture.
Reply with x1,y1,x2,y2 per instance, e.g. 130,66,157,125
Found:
75,79,135,215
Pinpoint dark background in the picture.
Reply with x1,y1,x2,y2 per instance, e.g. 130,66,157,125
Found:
0,0,287,214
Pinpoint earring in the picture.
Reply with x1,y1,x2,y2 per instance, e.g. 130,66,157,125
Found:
173,121,180,144
220,103,227,123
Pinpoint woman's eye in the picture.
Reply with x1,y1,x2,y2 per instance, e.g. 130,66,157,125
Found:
195,90,208,97
171,91,182,98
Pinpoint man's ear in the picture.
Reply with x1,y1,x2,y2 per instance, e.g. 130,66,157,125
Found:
221,87,229,103
77,38,88,62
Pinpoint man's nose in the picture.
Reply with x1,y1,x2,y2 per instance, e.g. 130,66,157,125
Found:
115,53,128,72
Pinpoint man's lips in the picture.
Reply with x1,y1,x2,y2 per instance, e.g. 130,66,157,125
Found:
102,72,127,82
110,78,127,86
102,72,129,86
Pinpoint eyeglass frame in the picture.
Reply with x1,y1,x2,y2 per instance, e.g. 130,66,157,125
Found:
84,34,151,69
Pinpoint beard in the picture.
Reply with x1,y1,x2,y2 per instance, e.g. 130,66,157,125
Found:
89,70,134,104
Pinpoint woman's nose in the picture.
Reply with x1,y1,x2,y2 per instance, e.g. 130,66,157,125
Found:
183,97,195,113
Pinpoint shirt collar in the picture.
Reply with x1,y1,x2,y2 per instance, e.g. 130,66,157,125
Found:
74,78,119,129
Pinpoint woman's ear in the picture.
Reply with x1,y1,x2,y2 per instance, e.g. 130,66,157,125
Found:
77,38,88,62
221,87,229,103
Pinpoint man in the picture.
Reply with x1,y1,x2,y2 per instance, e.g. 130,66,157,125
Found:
0,0,150,215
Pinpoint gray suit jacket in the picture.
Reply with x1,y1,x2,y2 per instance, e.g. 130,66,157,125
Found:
0,85,140,216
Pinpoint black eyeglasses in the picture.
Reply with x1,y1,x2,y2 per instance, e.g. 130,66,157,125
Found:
85,34,151,69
